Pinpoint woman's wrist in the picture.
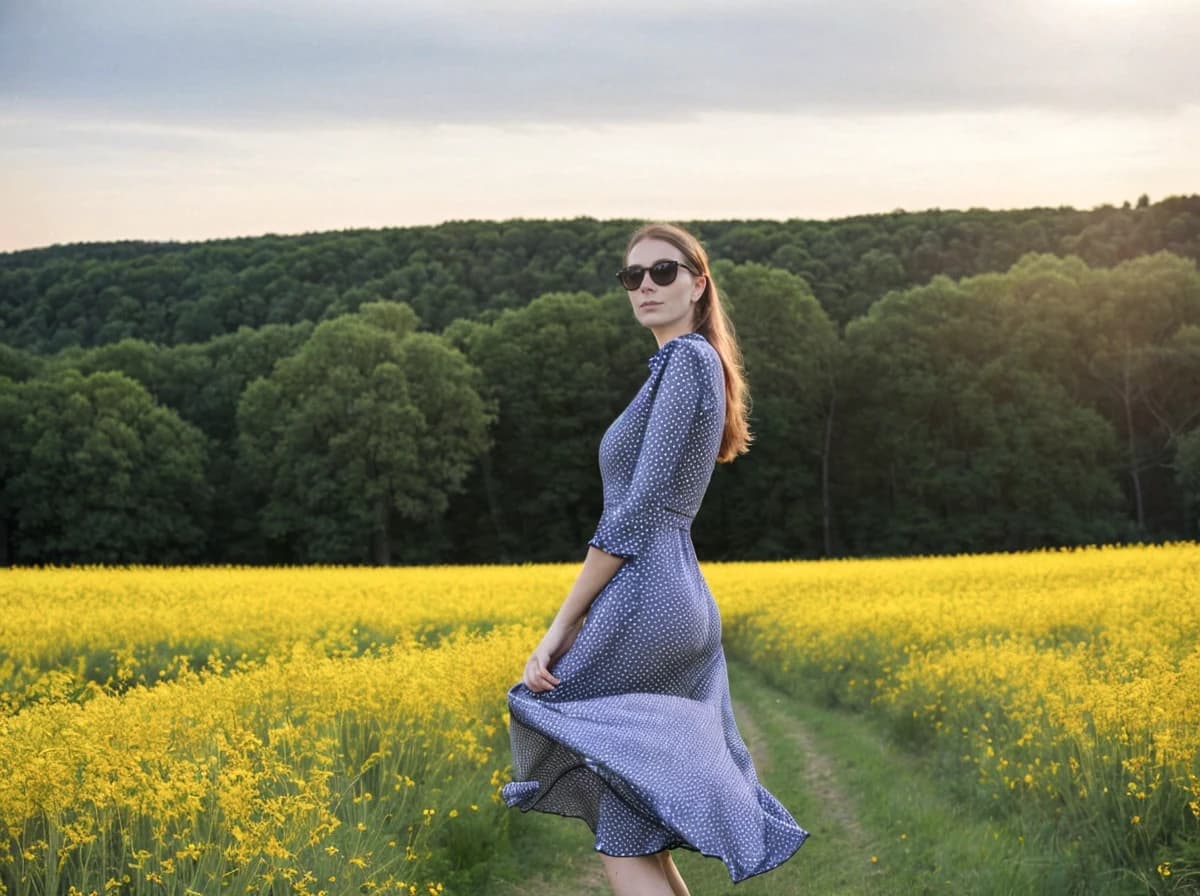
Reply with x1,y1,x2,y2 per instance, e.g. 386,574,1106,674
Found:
542,616,582,651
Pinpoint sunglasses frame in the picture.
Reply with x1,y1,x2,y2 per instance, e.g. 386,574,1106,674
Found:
615,258,700,291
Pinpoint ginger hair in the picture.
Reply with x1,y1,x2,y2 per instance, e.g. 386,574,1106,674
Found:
626,222,752,463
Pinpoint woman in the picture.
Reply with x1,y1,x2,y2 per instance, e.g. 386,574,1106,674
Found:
502,223,808,894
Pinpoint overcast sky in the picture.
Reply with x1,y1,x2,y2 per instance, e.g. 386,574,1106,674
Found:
1,0,1197,251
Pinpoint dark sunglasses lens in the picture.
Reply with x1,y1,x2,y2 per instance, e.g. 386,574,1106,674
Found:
617,266,646,290
649,260,681,286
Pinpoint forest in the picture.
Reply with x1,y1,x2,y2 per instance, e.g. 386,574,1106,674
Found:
2,195,1199,564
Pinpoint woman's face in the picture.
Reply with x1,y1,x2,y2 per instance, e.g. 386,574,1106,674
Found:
624,238,706,340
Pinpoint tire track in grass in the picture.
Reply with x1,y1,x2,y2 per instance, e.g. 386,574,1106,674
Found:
733,687,870,855
726,659,1041,895
715,660,883,895
572,662,878,895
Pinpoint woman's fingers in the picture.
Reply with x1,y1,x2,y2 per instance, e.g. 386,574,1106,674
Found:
523,658,544,691
524,654,562,692
528,677,554,692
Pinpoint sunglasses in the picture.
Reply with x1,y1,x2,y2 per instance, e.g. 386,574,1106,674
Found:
615,259,699,291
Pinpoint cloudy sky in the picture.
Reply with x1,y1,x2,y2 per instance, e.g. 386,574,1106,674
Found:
1,0,1196,252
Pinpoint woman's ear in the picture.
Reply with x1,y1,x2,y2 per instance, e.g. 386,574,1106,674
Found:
692,276,707,302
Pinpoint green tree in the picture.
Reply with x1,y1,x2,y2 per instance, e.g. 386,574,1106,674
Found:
1,369,211,563
443,291,644,562
1075,253,1200,534
237,302,490,564
58,323,315,563
845,248,907,322
840,275,1125,554
0,377,23,563
71,337,175,400
706,262,839,558
1175,427,1200,536
0,344,43,381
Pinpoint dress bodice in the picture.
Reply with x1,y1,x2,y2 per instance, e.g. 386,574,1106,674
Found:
588,332,725,560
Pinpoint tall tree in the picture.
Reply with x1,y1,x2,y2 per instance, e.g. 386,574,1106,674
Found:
443,291,644,563
1175,426,1200,536
237,302,490,563
1,369,211,563
706,262,839,558
840,275,1126,554
1075,253,1200,534
0,377,23,564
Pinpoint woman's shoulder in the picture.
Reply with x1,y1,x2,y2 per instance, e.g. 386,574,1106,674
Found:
650,334,723,405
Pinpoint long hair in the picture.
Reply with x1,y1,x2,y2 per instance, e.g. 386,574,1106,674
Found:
625,222,752,463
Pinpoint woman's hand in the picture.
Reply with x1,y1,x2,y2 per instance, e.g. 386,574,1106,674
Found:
518,548,622,694
522,618,584,693
523,646,561,693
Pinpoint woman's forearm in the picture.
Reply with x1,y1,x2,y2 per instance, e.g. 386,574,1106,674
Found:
540,546,626,655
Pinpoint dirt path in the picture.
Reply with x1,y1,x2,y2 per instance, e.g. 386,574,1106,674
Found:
732,696,774,777
733,687,869,852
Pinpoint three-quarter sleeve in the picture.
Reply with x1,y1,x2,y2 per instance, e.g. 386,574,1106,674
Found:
588,341,710,559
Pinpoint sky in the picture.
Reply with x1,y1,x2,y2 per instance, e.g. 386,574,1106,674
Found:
1,0,1197,252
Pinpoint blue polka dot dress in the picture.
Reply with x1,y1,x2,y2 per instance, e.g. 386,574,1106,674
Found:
501,331,809,883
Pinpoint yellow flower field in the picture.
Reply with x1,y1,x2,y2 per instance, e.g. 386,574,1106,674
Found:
1,541,1197,893
715,541,1200,890
1,622,534,896
0,564,574,711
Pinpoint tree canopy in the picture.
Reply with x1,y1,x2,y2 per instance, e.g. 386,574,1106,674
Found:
3,201,1199,563
3,197,1197,352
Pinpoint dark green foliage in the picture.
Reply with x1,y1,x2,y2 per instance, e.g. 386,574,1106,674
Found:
0,343,43,381
3,198,1198,353
441,290,646,563
1176,426,1200,537
0,369,210,563
2,203,1200,564
837,250,1200,554
699,262,839,559
235,302,491,564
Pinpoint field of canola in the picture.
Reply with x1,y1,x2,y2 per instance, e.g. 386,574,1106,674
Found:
1,542,1197,894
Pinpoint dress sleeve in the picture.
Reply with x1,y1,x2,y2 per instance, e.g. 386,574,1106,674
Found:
587,342,710,560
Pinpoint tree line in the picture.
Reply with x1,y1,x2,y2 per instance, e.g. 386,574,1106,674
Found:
2,196,1197,351
2,242,1198,565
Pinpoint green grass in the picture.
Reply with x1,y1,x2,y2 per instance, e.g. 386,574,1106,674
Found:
478,658,1048,895
478,810,609,896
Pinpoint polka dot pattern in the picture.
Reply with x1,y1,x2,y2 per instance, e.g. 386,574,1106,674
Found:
501,332,809,883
